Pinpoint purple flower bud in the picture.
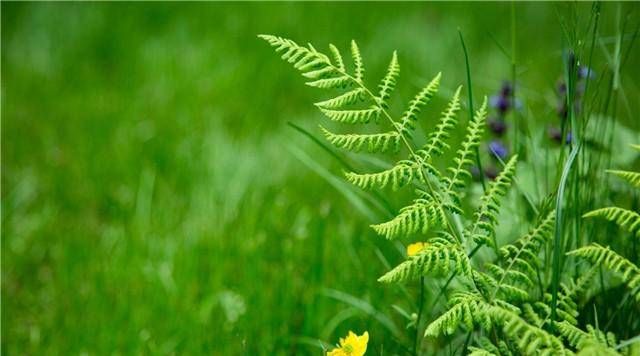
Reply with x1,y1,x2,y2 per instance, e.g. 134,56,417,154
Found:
500,81,513,97
488,118,508,136
490,95,510,114
488,140,509,160
557,81,567,95
484,166,499,180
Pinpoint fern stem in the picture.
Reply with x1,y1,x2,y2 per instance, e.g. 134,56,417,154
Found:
461,330,473,355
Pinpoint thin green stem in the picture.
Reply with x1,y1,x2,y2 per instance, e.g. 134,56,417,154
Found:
458,29,486,193
414,276,425,356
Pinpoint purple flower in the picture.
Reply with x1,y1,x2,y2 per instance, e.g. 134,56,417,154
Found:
488,118,508,136
488,140,509,160
557,81,567,95
490,95,510,114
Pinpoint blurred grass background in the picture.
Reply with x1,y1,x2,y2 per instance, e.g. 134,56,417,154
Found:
2,2,639,355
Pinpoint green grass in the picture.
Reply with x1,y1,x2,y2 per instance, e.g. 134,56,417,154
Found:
2,2,639,354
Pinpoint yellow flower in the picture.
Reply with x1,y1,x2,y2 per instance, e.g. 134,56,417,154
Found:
407,242,427,257
327,331,369,356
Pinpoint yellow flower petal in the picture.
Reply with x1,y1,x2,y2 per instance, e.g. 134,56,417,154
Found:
407,242,427,257
329,330,369,356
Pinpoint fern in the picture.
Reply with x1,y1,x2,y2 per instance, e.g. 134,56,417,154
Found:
379,237,471,283
350,40,364,82
344,160,425,191
491,307,569,356
583,207,640,238
568,243,640,301
556,267,597,325
371,192,450,239
417,85,462,160
320,126,401,153
425,294,570,356
469,155,519,246
319,107,382,124
556,321,620,354
442,98,487,204
261,35,638,356
423,292,490,336
582,144,640,243
398,73,442,136
315,88,365,109
607,169,640,189
377,51,400,108
468,348,498,356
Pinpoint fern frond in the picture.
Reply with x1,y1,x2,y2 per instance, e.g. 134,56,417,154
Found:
607,169,640,188
319,107,381,124
556,267,596,325
417,85,462,159
585,325,618,350
345,160,424,190
500,211,555,264
328,43,345,71
442,97,488,202
556,321,590,349
320,126,400,153
467,348,498,356
377,51,399,108
314,88,365,109
556,322,621,355
489,306,569,356
306,76,352,89
583,207,640,238
568,243,640,301
577,342,621,356
371,194,448,239
470,155,518,245
424,292,488,336
351,40,364,82
480,212,556,302
259,35,331,73
425,295,569,355
398,73,441,134
474,337,503,356
379,241,471,283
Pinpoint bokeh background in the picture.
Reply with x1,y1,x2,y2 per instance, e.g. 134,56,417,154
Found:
3,2,639,354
